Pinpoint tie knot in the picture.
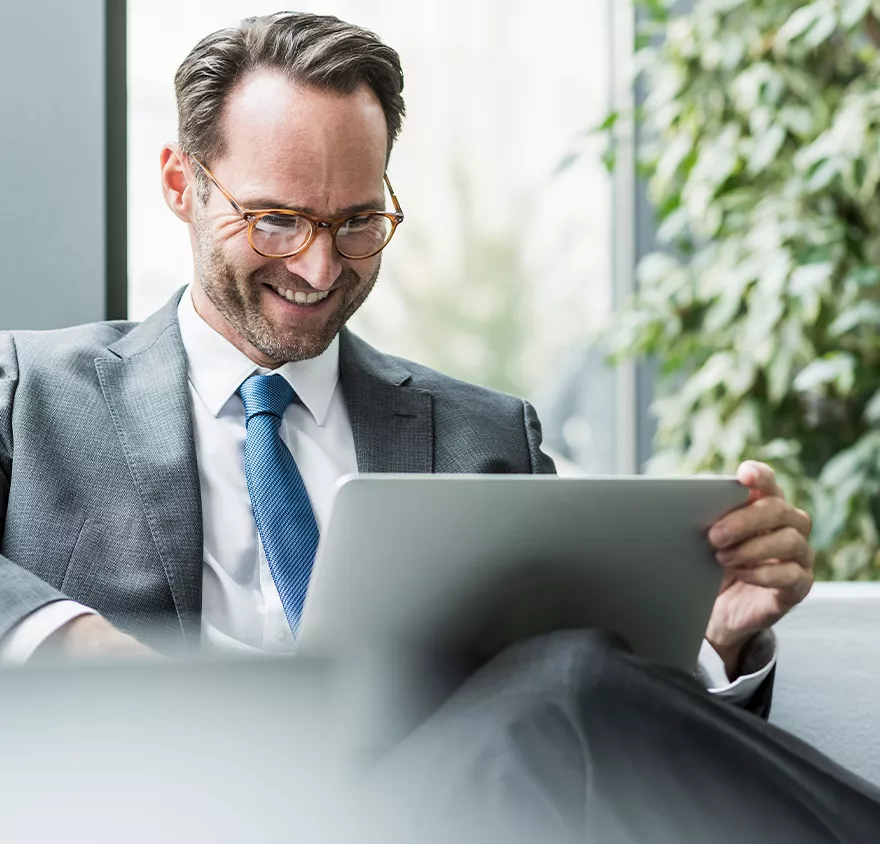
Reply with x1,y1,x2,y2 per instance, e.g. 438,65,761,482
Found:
238,374,297,423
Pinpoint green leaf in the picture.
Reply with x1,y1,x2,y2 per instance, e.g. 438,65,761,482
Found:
841,0,872,28
793,354,856,394
864,389,880,424
776,1,835,47
601,148,617,173
790,263,834,325
831,542,874,579
747,123,786,174
599,112,620,132
790,262,835,292
802,157,841,192
757,439,802,462
846,266,880,288
637,252,682,288
828,300,880,336
778,105,816,138
636,0,673,23
802,8,840,48
819,436,880,486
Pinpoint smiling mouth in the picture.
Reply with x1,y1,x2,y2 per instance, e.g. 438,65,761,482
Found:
270,285,331,305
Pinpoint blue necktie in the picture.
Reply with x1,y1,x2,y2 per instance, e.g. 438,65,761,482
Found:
238,374,320,634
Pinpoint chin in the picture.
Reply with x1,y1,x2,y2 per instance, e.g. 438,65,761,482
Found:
267,331,336,363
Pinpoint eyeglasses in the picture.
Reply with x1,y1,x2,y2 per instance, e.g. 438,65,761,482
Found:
189,155,404,260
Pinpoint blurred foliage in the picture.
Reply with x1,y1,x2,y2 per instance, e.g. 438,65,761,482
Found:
604,0,880,580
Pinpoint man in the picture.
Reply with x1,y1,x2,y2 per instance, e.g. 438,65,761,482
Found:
0,11,876,842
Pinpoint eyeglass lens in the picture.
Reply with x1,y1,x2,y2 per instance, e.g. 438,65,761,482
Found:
251,213,394,258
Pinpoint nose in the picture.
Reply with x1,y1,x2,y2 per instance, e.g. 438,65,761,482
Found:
283,227,343,291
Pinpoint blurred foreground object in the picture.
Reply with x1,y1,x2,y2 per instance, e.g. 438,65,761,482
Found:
602,0,880,579
772,581,880,784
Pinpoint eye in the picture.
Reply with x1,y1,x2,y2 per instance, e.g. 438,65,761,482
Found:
253,213,307,235
339,214,382,234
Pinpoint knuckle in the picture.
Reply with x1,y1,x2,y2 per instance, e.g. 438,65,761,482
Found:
752,495,785,526
756,494,781,513
770,564,797,590
797,507,814,536
805,546,816,571
802,570,816,596
783,525,803,549
770,495,790,517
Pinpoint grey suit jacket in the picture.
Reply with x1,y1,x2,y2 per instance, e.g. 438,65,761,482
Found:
0,288,555,649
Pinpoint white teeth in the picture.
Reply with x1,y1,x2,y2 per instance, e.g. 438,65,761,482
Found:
273,286,329,305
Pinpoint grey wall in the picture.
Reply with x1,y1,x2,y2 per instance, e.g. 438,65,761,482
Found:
0,0,126,330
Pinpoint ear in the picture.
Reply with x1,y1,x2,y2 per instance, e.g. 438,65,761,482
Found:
160,143,196,224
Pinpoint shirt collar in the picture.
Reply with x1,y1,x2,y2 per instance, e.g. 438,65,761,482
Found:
176,284,340,424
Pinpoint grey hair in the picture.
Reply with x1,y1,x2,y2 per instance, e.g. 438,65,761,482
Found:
174,11,406,173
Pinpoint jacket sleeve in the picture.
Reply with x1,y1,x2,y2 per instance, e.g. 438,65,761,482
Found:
522,400,557,475
741,667,775,720
0,332,67,641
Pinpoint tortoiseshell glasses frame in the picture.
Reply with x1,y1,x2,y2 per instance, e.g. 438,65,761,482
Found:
189,155,404,260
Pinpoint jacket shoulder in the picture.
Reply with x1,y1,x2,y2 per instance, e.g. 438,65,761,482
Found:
398,355,526,416
4,319,137,369
383,353,549,473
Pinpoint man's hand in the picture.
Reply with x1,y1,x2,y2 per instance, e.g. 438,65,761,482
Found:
705,460,814,678
33,614,160,662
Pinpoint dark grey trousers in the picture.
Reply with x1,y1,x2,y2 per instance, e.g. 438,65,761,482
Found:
374,631,880,844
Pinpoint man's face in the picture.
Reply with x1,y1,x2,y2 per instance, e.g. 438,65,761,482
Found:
189,72,389,364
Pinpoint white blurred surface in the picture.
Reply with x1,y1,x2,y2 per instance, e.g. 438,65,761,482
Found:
772,583,880,786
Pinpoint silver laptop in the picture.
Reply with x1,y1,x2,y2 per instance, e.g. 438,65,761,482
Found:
299,474,749,672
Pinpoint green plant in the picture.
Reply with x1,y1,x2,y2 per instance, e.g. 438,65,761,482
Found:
605,0,880,579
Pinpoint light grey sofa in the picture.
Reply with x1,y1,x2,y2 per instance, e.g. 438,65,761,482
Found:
771,582,880,786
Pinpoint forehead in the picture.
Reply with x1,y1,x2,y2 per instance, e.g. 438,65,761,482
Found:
215,71,388,211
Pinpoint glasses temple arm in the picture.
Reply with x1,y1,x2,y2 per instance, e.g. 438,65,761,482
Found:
384,173,404,216
190,154,247,217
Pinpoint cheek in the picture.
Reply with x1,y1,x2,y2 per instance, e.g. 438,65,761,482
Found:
195,212,254,267
213,217,251,251
349,257,380,287
213,230,269,275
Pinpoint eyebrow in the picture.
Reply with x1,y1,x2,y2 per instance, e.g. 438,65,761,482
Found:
238,198,386,217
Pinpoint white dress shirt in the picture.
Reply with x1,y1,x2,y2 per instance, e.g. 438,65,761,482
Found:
0,286,777,700
179,286,358,654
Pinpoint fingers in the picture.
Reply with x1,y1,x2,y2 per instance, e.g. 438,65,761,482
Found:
737,460,783,498
738,562,814,605
715,525,814,572
709,495,812,550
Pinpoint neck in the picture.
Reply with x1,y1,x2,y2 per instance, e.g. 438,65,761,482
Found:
190,281,281,369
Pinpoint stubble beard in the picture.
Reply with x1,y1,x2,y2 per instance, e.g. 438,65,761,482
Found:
193,221,380,364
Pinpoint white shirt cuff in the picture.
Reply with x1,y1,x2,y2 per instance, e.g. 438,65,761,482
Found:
0,600,98,665
696,630,777,703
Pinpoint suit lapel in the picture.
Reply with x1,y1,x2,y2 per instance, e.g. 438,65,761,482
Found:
95,290,203,646
339,330,434,474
